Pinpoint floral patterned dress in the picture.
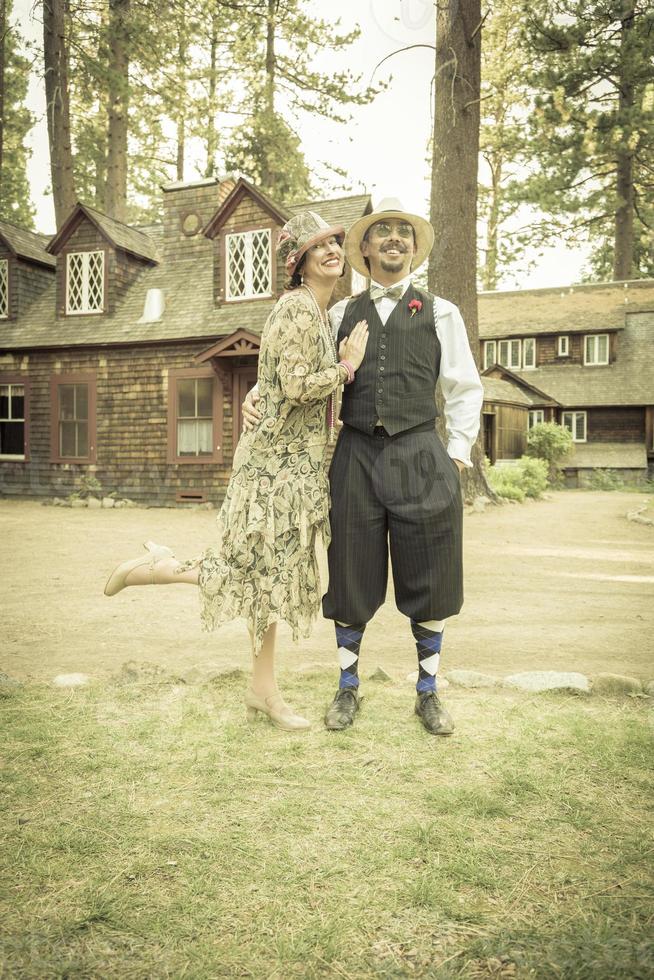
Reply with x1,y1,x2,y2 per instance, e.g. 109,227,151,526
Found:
176,287,343,653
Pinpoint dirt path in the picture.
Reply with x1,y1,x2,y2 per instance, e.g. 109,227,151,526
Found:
1,491,653,683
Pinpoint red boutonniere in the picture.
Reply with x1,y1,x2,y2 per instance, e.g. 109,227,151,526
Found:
408,299,423,318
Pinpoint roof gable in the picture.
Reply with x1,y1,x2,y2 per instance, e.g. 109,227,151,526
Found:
288,193,372,231
203,178,290,238
0,219,56,269
195,329,261,362
482,365,560,405
46,203,159,264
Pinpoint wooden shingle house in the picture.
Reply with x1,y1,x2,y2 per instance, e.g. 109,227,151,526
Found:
478,280,654,484
0,177,371,505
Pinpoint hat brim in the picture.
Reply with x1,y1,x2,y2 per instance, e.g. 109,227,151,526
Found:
285,225,345,273
344,210,434,279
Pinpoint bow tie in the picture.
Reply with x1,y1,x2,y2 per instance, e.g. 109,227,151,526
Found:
370,284,405,301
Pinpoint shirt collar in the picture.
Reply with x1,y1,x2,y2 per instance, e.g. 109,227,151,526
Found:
370,274,412,298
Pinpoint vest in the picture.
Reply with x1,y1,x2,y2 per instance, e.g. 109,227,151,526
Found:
338,284,441,436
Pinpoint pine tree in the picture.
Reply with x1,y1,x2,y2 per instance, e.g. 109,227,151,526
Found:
43,0,76,227
478,0,532,289
223,0,381,202
521,0,654,280
0,0,36,227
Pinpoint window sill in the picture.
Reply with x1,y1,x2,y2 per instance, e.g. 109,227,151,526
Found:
170,457,222,466
64,309,105,317
0,454,26,461
224,294,273,304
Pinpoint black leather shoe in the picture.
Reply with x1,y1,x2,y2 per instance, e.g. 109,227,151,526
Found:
324,687,360,730
414,692,454,735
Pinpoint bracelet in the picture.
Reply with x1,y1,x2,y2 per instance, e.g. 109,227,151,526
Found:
339,359,355,384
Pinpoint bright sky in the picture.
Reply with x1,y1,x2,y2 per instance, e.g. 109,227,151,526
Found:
15,0,588,288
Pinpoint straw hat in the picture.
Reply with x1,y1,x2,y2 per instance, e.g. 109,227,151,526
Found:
276,210,345,274
344,198,434,278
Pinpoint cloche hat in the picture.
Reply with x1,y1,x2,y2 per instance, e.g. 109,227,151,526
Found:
344,198,435,278
276,210,345,274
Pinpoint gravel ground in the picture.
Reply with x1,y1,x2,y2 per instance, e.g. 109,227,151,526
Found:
1,490,652,684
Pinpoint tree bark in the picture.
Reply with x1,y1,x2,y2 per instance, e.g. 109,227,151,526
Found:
43,0,76,227
482,152,502,290
613,5,635,281
0,0,6,188
105,0,129,220
175,1,186,182
428,0,493,500
260,0,276,191
204,9,219,178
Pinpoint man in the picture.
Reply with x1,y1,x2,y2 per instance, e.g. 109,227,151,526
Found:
243,200,483,735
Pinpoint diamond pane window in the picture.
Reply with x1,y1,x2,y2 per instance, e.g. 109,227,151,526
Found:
0,260,8,318
58,384,89,457
226,229,272,300
66,251,105,314
177,378,213,457
0,383,25,456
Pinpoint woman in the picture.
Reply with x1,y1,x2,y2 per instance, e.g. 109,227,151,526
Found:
104,211,369,732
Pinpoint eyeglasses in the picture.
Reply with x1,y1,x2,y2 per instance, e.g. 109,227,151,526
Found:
368,220,414,240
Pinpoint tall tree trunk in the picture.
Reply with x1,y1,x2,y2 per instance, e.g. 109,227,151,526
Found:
429,0,493,500
204,10,219,178
482,153,502,290
613,5,635,280
260,0,276,190
105,0,129,220
175,1,186,181
0,0,6,188
43,0,76,227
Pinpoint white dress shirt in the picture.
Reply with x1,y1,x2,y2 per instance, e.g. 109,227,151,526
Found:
329,278,483,467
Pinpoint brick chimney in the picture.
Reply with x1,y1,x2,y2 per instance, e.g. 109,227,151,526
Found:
161,176,236,262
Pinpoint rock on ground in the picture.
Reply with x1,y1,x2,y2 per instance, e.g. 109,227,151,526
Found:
446,669,501,688
592,672,643,695
53,673,91,687
504,671,590,694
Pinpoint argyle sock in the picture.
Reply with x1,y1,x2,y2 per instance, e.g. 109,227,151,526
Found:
411,619,445,694
336,622,366,689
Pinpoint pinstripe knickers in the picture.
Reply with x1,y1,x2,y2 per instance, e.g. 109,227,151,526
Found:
322,423,463,626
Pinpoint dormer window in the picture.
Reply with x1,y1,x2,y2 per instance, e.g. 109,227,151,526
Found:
225,229,272,301
0,259,8,318
584,333,609,366
66,250,105,314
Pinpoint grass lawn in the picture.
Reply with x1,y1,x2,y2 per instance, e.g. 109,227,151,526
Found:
2,671,653,979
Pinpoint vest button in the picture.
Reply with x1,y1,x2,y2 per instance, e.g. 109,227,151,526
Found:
380,355,386,360
380,344,386,350
379,367,385,372
377,387,383,393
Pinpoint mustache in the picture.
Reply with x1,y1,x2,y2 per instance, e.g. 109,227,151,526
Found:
381,243,408,253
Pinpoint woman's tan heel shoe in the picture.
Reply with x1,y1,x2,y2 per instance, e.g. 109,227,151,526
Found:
104,542,175,596
244,690,311,732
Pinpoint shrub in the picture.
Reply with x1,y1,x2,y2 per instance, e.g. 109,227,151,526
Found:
526,423,573,483
587,468,624,491
486,456,548,502
76,475,103,499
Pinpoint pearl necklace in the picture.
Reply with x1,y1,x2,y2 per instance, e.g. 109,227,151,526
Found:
302,283,340,442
